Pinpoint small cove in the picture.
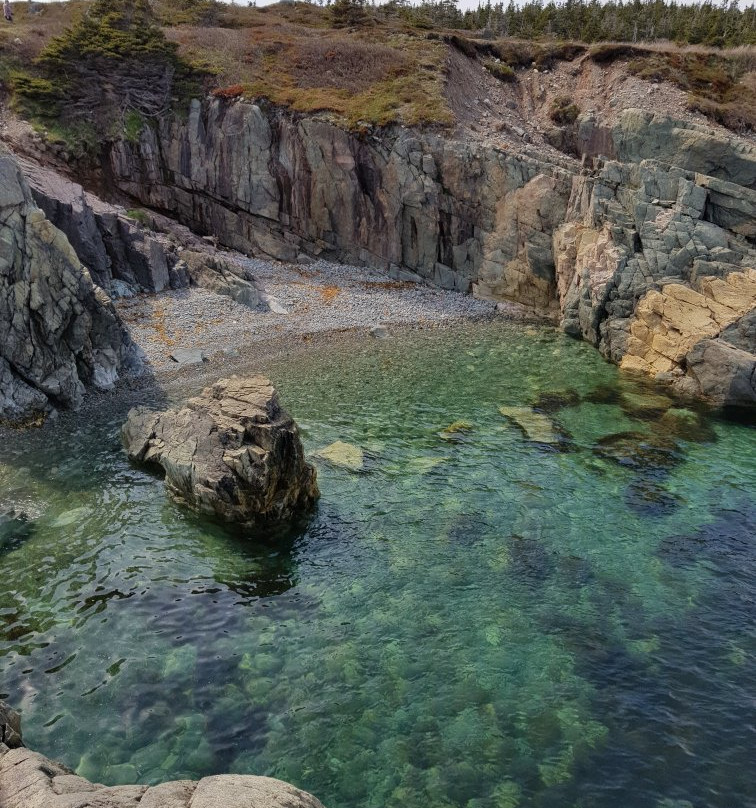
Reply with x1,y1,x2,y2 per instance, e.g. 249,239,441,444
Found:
0,320,754,808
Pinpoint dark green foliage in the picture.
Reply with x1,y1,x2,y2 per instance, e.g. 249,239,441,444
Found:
14,0,204,156
331,0,370,28
156,0,222,26
549,95,580,124
402,0,756,48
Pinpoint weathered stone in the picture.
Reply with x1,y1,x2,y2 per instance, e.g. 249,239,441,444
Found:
108,100,575,317
122,376,319,525
314,440,364,470
0,702,22,749
618,270,756,404
685,338,756,407
180,251,261,308
0,151,132,424
169,348,207,366
499,406,560,444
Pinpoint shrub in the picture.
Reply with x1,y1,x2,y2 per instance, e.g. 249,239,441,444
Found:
15,0,204,156
331,0,369,29
484,61,516,82
292,39,409,93
123,110,145,143
212,84,245,99
550,96,580,125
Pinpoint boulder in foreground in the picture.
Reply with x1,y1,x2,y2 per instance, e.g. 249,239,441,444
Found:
122,376,319,525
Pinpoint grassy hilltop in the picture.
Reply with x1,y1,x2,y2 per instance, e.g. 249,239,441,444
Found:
0,0,754,156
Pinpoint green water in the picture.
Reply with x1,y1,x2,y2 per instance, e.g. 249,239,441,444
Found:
1,321,754,808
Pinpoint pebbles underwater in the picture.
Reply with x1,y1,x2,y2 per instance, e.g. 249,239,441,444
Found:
0,320,754,808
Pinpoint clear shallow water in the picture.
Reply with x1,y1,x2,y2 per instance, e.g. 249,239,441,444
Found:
1,321,754,808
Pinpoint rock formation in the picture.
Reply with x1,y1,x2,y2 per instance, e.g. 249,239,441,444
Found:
122,376,319,525
108,100,755,406
18,157,263,307
0,150,132,424
0,701,326,808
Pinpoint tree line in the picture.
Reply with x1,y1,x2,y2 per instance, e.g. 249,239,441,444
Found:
341,0,756,47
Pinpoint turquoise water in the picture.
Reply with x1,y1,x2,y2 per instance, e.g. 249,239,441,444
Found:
1,321,754,808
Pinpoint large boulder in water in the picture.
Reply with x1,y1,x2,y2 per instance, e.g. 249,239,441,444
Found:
122,376,319,525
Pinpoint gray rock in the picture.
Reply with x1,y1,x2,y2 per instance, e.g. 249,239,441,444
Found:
0,151,131,424
684,338,756,407
180,250,261,308
122,376,319,525
95,99,756,409
169,348,206,366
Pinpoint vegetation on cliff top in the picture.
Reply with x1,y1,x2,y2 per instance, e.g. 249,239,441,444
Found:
0,0,754,145
5,0,204,154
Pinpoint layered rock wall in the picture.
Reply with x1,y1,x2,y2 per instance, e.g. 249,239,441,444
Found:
0,151,132,424
555,155,756,405
109,100,576,313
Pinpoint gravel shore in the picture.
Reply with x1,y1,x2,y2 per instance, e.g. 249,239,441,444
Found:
116,255,497,377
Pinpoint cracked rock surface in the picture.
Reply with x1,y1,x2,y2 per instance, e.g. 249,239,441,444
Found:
0,150,131,424
122,375,319,525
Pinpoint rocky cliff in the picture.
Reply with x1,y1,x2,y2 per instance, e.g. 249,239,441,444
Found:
0,151,133,425
108,100,756,406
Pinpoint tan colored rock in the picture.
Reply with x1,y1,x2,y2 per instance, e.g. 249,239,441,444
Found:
189,775,324,808
620,270,756,378
315,440,364,470
499,406,559,444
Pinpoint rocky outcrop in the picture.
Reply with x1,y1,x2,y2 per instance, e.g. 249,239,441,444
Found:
579,109,756,189
109,99,576,313
0,151,132,424
0,701,326,808
18,157,263,307
619,271,756,403
106,99,755,405
554,154,756,406
123,376,319,525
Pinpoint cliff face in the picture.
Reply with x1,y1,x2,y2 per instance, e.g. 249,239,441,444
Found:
0,151,132,424
109,100,756,406
109,99,577,314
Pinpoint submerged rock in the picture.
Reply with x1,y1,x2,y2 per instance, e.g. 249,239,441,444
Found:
439,420,474,441
499,406,560,444
122,376,319,526
0,700,326,808
314,440,364,470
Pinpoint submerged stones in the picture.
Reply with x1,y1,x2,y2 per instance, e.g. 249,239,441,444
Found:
122,376,319,526
0,700,327,808
314,440,364,470
499,406,561,445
